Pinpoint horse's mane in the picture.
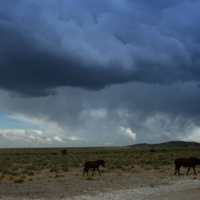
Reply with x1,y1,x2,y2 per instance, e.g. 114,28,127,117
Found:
189,157,199,160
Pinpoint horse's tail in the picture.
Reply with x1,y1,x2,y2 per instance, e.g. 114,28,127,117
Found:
83,167,89,175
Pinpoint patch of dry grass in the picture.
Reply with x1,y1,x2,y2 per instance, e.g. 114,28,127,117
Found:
0,145,199,179
86,176,93,180
14,178,24,183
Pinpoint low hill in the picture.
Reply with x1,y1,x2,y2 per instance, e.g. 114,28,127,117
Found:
130,141,200,147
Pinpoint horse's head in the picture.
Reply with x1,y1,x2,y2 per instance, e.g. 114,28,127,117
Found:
189,158,200,164
196,158,200,164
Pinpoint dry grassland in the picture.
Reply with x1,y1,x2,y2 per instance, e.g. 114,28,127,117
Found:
0,145,199,199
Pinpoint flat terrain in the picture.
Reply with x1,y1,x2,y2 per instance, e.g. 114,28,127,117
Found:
0,165,200,199
0,146,200,199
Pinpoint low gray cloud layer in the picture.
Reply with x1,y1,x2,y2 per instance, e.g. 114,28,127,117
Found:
0,0,200,147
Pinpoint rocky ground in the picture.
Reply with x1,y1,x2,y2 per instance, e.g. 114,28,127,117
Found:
0,165,199,199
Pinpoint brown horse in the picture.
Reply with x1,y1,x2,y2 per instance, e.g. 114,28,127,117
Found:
174,158,200,175
83,160,105,176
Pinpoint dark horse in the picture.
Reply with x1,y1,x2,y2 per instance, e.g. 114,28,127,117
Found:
83,160,105,176
174,158,200,175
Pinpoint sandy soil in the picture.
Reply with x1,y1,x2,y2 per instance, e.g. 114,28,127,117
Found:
0,165,199,199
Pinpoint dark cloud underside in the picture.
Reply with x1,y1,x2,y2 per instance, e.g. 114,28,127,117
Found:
0,0,200,97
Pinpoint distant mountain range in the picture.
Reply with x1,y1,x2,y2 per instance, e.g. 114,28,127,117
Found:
129,141,200,147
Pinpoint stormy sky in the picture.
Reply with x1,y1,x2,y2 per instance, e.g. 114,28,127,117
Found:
0,0,200,147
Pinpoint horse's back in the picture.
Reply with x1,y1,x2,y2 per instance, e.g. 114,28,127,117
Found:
175,158,195,167
84,161,95,168
84,160,103,168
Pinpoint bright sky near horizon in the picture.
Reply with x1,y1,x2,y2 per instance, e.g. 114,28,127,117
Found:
0,0,200,147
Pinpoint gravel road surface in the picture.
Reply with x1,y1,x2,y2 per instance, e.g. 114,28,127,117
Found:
1,179,200,200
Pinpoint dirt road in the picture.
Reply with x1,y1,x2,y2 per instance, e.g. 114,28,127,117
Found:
0,165,199,199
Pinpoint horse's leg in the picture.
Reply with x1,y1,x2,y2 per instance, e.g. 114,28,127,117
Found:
83,167,89,175
97,167,101,176
187,166,191,175
192,166,196,175
174,165,178,175
92,168,95,176
178,166,182,175
87,167,89,175
176,166,181,175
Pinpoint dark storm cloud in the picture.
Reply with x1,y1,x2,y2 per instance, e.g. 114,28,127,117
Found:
0,29,131,97
0,0,200,97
